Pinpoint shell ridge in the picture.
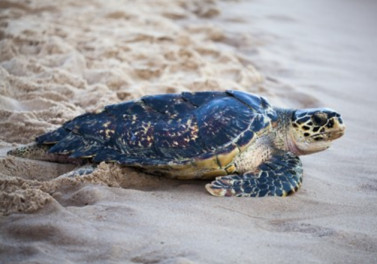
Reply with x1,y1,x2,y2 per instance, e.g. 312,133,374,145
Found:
37,90,271,168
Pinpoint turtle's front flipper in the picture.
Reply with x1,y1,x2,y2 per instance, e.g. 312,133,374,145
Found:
206,152,303,197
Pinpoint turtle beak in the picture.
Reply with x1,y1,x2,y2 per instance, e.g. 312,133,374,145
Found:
330,116,345,140
330,130,344,140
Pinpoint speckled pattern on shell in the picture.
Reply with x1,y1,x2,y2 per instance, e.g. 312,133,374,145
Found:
36,90,277,178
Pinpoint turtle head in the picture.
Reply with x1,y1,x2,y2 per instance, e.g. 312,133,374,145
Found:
288,108,345,155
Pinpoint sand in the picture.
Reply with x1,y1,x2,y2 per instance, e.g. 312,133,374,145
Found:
1,0,377,263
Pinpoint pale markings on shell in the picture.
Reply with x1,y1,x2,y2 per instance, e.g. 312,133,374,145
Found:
131,114,137,124
189,123,199,141
105,129,114,138
103,121,111,128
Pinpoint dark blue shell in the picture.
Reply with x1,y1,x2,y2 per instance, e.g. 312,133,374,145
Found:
36,90,277,165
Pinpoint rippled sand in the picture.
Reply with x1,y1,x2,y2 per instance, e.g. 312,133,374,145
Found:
1,0,377,263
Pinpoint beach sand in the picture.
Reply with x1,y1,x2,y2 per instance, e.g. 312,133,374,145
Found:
1,0,377,263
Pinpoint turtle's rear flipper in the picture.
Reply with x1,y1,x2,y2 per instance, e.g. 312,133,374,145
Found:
7,143,84,165
205,152,303,197
57,164,96,179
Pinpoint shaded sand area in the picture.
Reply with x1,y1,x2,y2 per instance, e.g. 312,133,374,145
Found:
1,0,377,263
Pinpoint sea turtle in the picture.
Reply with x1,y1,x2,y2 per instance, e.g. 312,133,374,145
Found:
8,90,345,197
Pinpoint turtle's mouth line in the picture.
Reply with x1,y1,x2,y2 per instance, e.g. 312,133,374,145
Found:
312,130,345,140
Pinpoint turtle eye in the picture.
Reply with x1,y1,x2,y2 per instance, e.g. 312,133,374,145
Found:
312,113,327,126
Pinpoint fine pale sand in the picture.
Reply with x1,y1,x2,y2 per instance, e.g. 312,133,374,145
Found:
1,0,377,263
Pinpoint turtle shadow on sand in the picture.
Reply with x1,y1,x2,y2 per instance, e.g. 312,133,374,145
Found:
0,154,189,215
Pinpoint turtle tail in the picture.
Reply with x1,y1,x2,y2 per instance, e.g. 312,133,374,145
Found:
7,143,50,159
7,143,84,165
